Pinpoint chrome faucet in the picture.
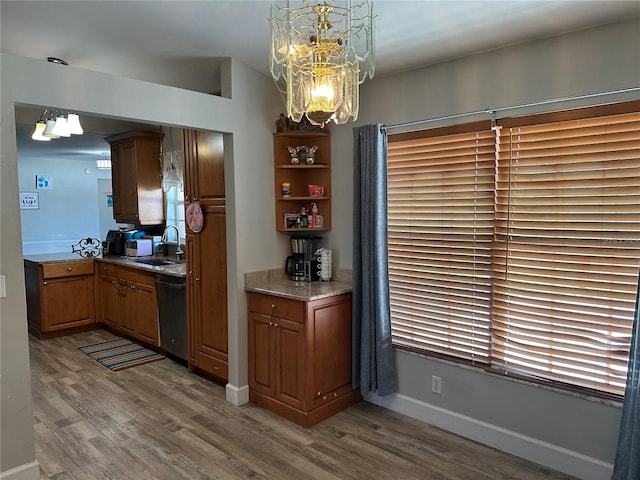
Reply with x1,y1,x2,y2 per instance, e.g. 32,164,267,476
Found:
161,224,184,259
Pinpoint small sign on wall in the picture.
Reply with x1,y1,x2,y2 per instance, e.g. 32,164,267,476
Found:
36,175,52,189
106,192,113,208
19,192,39,210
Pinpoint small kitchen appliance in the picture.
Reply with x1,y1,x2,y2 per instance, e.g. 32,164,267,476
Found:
103,228,145,256
285,237,306,281
103,229,127,256
285,236,325,282
125,238,153,257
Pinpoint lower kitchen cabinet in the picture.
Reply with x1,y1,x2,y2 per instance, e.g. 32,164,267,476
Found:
95,261,159,346
248,291,361,427
24,259,98,339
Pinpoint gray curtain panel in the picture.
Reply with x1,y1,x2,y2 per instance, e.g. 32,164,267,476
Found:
612,270,640,480
352,123,396,396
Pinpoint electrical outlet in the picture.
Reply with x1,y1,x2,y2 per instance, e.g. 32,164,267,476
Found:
431,375,442,395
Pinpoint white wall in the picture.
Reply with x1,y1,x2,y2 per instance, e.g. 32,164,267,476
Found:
18,155,113,254
328,18,640,480
1,53,283,476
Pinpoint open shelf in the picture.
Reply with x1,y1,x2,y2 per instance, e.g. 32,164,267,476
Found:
274,131,331,233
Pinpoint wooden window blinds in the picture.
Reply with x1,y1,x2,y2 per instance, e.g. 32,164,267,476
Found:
387,102,640,397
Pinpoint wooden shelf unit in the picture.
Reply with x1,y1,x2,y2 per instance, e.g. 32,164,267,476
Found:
273,131,331,233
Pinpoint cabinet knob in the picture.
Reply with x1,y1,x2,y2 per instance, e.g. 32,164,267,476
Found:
195,277,200,282
43,281,48,286
129,285,136,290
67,267,72,271
271,303,276,309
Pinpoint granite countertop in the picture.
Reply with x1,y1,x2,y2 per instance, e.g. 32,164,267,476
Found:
96,256,187,278
24,252,96,263
245,268,352,301
24,253,187,278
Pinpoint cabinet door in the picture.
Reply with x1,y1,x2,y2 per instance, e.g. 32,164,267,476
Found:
42,275,96,331
112,141,139,222
97,274,118,328
248,312,277,397
307,294,353,409
130,280,158,345
188,201,228,378
183,129,225,201
117,280,136,335
276,317,306,410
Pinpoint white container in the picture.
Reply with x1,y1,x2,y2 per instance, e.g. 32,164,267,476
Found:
317,248,332,281
125,239,153,257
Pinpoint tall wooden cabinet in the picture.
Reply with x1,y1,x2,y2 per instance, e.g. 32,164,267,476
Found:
273,131,331,232
104,131,163,225
183,129,228,382
24,259,97,339
248,291,360,427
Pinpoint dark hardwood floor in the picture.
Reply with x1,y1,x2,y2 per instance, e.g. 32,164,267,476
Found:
29,329,576,480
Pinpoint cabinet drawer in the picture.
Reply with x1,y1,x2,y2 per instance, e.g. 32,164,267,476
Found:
42,261,94,279
248,292,304,322
116,266,155,286
96,261,118,277
198,352,228,380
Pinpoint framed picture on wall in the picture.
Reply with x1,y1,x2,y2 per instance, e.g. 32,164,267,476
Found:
19,192,39,210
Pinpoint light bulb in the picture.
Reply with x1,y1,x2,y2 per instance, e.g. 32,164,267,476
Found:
42,117,60,139
51,115,71,137
67,113,83,135
31,121,51,141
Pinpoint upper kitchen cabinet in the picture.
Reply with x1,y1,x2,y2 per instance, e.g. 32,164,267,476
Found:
182,129,225,201
273,131,331,233
105,131,163,225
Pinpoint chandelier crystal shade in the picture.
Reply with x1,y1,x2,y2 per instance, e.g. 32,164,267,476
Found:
269,0,375,125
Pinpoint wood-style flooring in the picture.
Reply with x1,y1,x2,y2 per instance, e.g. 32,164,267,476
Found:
30,329,577,480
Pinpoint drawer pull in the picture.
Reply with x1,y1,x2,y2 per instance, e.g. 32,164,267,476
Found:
43,281,48,285
316,391,339,401
271,303,276,308
67,267,72,271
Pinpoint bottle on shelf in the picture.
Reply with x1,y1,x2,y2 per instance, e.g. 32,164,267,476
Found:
300,206,307,227
311,203,319,227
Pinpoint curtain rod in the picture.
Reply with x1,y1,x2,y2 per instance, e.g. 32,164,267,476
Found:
382,86,640,132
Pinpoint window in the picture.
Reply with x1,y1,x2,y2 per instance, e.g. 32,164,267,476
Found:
387,102,640,397
165,185,186,242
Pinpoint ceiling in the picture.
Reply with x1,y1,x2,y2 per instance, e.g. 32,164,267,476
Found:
3,0,639,161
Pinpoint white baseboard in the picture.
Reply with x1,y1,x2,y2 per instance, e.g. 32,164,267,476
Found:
0,461,40,480
225,383,249,406
366,392,612,480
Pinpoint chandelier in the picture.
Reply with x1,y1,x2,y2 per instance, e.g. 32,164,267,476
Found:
269,0,375,126
32,109,83,141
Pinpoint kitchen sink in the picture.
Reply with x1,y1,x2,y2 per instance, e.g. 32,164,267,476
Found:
134,257,183,266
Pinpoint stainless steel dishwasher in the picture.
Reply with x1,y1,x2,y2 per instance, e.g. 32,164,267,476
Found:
156,274,187,362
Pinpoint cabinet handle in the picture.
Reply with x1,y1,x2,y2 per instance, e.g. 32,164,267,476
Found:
195,277,200,282
316,391,339,401
129,285,136,290
271,303,276,309
43,281,48,285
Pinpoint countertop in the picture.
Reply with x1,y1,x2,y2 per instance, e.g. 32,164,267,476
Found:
24,253,187,278
245,268,352,301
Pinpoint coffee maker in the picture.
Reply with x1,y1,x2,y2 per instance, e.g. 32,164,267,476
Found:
285,236,324,282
